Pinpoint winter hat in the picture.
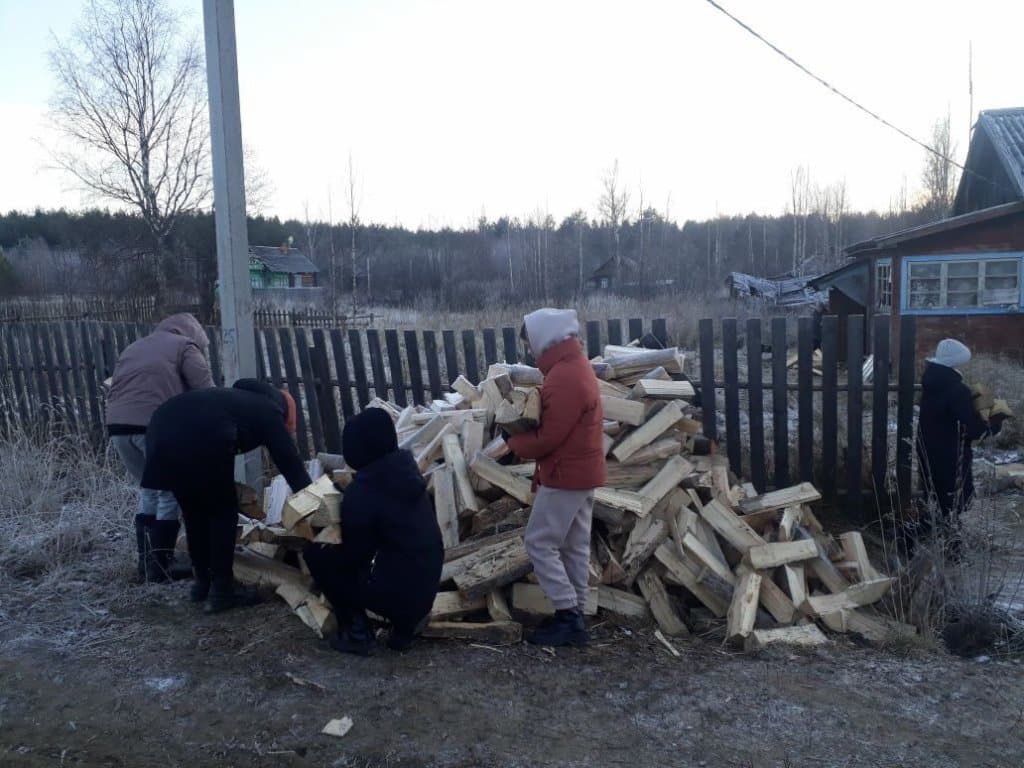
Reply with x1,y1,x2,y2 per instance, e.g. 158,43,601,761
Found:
928,338,971,368
523,308,579,355
342,407,398,470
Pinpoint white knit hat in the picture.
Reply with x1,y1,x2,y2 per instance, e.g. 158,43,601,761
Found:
523,308,579,355
927,338,971,368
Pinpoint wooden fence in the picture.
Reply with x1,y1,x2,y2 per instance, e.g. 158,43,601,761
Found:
0,314,918,512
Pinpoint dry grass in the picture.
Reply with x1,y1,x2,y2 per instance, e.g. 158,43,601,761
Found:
964,354,1024,449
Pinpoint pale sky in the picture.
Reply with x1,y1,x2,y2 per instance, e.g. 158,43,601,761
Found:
1,0,1021,228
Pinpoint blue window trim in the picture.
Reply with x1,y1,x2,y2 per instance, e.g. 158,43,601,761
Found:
900,251,1023,316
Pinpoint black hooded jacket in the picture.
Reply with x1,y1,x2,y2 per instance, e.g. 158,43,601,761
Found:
916,362,990,506
142,379,311,494
336,447,444,624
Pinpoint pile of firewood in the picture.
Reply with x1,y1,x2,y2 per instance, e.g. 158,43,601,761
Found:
231,342,915,650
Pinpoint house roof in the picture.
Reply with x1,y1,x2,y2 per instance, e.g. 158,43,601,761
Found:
953,108,1024,213
249,245,319,274
843,200,1024,257
727,271,828,307
590,256,639,280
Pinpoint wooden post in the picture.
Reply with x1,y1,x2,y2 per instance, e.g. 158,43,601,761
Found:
384,329,407,407
586,320,601,359
896,315,916,507
846,315,864,517
698,318,716,440
423,330,444,399
771,317,789,488
797,316,814,483
722,318,741,475
501,326,520,364
821,315,839,506
871,314,891,502
404,330,426,406
746,318,765,492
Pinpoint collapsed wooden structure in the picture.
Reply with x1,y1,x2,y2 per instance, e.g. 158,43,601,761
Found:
231,342,915,650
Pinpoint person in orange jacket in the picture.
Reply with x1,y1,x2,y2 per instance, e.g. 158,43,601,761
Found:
506,308,606,647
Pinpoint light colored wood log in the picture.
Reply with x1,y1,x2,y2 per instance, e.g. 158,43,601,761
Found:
611,401,685,462
442,433,480,515
778,506,801,542
275,582,310,611
233,548,311,590
296,599,337,639
399,414,444,451
818,608,916,643
452,536,533,599
511,583,598,616
451,375,482,404
839,531,884,581
600,395,646,426
443,527,525,563
740,565,797,624
745,540,819,570
699,499,766,554
603,461,661,489
738,482,822,516
282,488,321,531
681,531,735,586
802,578,896,616
313,525,342,545
744,624,829,652
422,620,523,644
783,564,808,607
594,487,647,516
631,380,696,400
654,541,730,618
619,438,683,467
416,422,454,472
604,348,685,377
799,528,852,594
637,569,689,636
431,591,487,619
411,408,489,426
636,455,694,516
433,466,460,548
486,589,513,622
596,585,650,618
727,570,762,641
620,515,669,586
469,454,535,505
461,418,485,463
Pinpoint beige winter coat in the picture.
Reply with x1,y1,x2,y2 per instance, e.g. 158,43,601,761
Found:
105,313,214,428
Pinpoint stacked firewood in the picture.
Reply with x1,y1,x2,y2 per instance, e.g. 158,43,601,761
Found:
232,342,915,650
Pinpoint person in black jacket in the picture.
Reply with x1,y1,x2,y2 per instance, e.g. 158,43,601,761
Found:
915,339,1003,547
303,408,444,655
142,379,312,613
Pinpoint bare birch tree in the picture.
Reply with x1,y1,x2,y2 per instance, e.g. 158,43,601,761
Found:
921,114,959,218
788,166,811,275
598,159,629,274
48,0,209,259
345,153,362,310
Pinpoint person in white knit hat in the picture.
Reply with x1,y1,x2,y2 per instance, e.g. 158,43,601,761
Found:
914,338,1003,549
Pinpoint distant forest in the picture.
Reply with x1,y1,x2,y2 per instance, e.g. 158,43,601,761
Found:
0,203,935,313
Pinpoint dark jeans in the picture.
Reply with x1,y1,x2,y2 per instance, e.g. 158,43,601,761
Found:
302,544,423,634
174,482,239,589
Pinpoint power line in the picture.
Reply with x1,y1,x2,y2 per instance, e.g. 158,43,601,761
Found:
702,0,1007,196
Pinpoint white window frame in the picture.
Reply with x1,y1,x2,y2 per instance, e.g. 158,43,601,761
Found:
901,253,1022,315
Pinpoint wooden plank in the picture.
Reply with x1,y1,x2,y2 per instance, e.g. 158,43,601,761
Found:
803,578,895,616
442,432,480,515
482,328,499,368
600,395,645,426
278,328,310,458
63,321,86,432
726,569,761,641
871,314,891,500
433,466,460,548
651,318,668,347
698,318,716,440
79,322,102,429
328,329,356,420
846,314,864,517
422,330,444,400
311,330,340,452
442,330,460,389
585,319,601,359
797,316,814,482
347,330,371,407
100,323,117,377
699,499,766,554
470,454,535,505
771,317,789,488
2,326,27,427
596,585,649,618
431,591,486,620
511,583,598,616
745,318,766,491
744,624,829,652
627,317,644,343
738,482,821,515
607,318,623,347
821,315,839,506
839,531,883,581
28,324,52,422
783,564,808,607
452,536,532,599
421,620,522,644
500,326,519,365
384,329,408,407
365,329,389,400
637,570,689,636
722,318,741,474
262,328,284,386
39,324,62,420
460,330,479,384
403,330,426,406
745,540,818,570
611,401,685,462
896,315,916,506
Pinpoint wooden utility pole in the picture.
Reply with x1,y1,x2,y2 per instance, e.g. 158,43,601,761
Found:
203,0,260,484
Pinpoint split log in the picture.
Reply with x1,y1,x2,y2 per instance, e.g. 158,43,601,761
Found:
745,540,818,570
611,401,685,462
415,422,455,472
596,585,650,618
282,489,321,531
654,541,730,617
681,531,735,586
802,578,896,616
422,621,523,644
511,583,598,616
469,454,535,505
744,624,829,652
461,419,486,463
637,569,689,636
486,589,513,622
452,536,533,599
442,433,480,515
233,549,311,591
738,482,822,516
818,607,916,644
636,456,694,515
592,533,626,585
619,438,683,467
600,395,646,426
619,515,669,586
783,564,808,607
443,527,526,564
451,375,482,404
603,461,661,489
433,466,461,548
431,591,487,620
726,570,762,642
839,531,884,581
603,348,685,377
699,499,766,554
631,379,696,400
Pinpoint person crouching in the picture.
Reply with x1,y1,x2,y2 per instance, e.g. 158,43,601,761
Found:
303,408,443,655
506,308,606,647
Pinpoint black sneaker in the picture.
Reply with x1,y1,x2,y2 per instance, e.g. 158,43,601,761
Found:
204,583,262,614
527,608,588,647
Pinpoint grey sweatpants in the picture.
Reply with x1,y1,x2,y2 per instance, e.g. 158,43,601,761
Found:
110,434,181,521
525,486,594,611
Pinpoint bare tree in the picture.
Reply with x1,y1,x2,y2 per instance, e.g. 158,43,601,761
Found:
921,114,959,218
598,159,629,273
788,166,811,275
48,0,209,261
302,200,321,283
345,153,362,310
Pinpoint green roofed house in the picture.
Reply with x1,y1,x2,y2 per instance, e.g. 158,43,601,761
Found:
249,244,320,290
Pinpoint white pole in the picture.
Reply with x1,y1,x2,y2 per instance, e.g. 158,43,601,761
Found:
203,0,261,486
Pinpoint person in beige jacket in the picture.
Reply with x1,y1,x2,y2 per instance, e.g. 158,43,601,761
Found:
105,313,214,582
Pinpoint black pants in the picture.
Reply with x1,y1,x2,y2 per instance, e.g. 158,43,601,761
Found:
174,481,239,589
302,544,422,634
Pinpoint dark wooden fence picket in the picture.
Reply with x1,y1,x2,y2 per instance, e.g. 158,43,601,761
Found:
746,318,766,493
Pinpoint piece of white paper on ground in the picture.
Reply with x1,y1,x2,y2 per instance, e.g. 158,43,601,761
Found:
322,716,353,738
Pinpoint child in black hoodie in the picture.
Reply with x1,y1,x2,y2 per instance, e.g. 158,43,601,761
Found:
304,408,444,654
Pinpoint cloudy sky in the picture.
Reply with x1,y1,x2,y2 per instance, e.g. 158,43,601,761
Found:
1,0,1021,228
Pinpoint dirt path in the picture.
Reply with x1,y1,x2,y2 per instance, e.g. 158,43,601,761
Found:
2,584,1022,768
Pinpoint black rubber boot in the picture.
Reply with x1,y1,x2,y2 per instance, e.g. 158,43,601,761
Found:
141,518,170,584
205,580,263,614
133,514,152,582
152,520,193,581
190,577,211,603
330,610,375,656
527,607,588,647
387,613,430,652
